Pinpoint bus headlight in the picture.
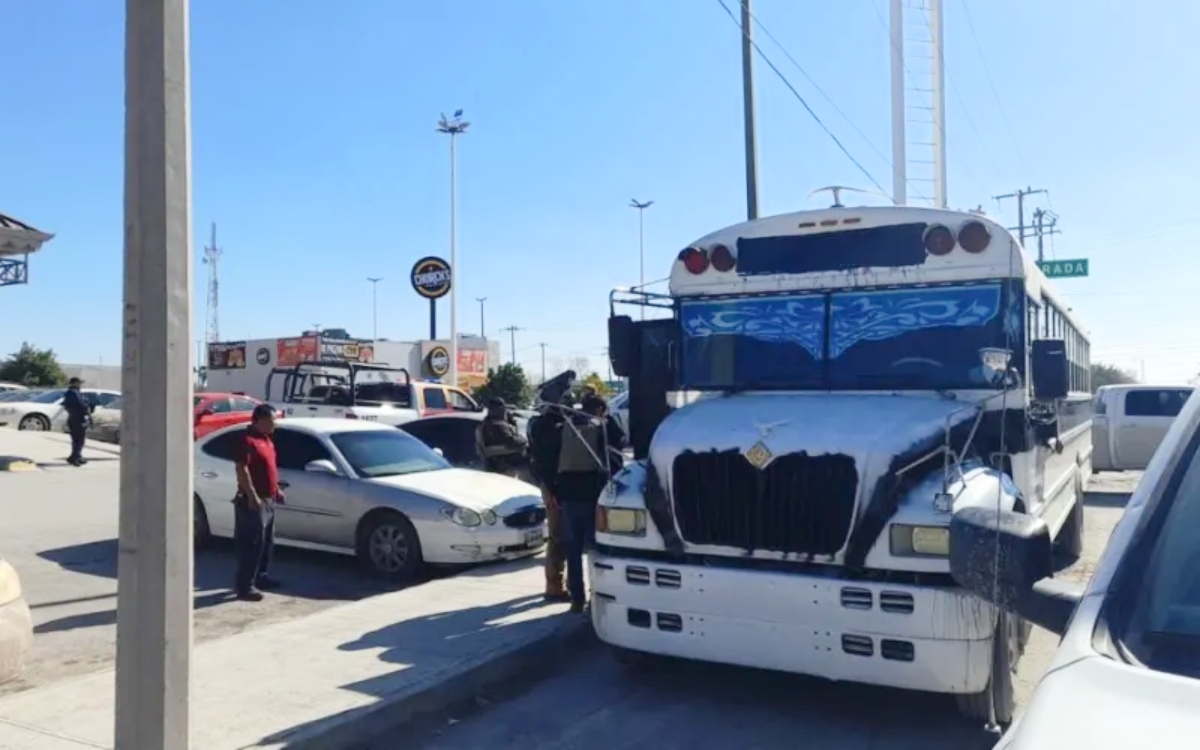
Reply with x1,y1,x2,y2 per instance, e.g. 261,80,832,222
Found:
889,524,950,557
596,506,647,536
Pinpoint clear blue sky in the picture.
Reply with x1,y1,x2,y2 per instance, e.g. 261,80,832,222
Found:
3,1,1197,382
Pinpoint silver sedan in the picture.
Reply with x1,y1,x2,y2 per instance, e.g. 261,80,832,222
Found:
192,418,547,580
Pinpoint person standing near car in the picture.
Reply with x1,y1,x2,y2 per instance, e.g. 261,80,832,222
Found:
232,404,285,601
477,397,529,476
555,393,624,613
62,377,92,466
528,394,570,602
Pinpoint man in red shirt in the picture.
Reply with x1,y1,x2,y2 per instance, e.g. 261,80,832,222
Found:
233,404,285,601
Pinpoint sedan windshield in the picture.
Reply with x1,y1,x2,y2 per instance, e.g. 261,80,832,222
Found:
30,389,66,404
330,430,449,478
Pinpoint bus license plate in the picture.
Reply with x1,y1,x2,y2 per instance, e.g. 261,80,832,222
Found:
524,527,545,546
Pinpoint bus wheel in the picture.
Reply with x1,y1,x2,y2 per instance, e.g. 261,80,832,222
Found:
1054,478,1086,565
956,612,1019,727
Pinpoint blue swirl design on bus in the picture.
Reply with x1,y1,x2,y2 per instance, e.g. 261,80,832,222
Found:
682,295,826,359
828,286,1001,359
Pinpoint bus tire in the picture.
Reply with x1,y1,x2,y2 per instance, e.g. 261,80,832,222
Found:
1054,479,1086,565
956,612,1019,727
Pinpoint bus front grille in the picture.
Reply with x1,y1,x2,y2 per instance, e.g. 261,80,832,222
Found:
671,450,858,556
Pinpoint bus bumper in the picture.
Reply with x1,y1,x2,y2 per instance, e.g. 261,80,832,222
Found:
589,549,998,695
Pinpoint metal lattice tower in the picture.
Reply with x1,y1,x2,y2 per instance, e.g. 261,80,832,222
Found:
890,0,946,207
202,222,221,343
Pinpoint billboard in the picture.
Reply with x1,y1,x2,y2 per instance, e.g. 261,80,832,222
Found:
276,336,319,367
207,341,247,370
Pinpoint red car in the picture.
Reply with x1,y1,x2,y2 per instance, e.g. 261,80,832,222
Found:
193,392,275,439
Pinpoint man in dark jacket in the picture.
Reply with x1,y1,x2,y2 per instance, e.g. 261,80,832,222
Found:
62,378,92,467
555,393,625,613
528,395,569,601
476,398,528,475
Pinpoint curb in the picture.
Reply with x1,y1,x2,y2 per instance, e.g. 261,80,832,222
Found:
278,615,593,750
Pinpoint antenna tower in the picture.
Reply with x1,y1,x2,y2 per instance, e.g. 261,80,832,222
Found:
202,222,221,343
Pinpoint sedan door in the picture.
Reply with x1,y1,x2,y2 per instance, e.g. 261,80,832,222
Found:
194,430,244,537
270,427,358,548
399,418,484,470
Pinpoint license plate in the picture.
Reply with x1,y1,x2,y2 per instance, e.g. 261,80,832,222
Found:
524,527,545,546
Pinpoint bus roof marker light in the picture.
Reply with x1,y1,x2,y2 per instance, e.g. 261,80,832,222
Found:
680,246,710,274
710,244,736,272
923,225,956,256
957,220,991,254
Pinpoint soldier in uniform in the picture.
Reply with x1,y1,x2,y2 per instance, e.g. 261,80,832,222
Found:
476,398,528,476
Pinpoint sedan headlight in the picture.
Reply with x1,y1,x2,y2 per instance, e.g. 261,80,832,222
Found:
596,506,647,536
889,524,950,557
442,507,498,527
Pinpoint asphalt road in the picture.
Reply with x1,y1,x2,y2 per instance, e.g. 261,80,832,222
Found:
0,460,402,696
385,472,1140,750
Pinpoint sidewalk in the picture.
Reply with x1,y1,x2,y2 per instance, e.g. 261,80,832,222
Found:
0,431,120,471
0,560,586,749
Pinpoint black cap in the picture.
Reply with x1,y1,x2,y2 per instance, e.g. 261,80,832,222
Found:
487,397,507,410
68,377,83,386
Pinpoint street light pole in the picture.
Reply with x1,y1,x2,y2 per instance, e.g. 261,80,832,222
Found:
117,0,193,747
437,110,470,388
476,296,487,338
629,199,653,319
367,277,383,344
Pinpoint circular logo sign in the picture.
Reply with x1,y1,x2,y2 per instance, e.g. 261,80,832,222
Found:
411,256,452,299
255,347,271,365
427,346,451,377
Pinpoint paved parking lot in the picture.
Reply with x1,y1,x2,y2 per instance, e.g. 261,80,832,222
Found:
386,474,1139,750
0,463,404,695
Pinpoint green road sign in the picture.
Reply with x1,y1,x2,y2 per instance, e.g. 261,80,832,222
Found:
1038,258,1089,279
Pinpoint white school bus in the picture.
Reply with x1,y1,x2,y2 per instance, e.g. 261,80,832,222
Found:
596,204,1092,725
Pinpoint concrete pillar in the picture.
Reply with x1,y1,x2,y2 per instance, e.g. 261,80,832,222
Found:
115,1,194,748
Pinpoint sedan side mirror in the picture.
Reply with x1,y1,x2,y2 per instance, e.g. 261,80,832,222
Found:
949,507,1083,635
304,459,340,475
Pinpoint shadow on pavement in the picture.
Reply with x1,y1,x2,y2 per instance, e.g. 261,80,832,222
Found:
1083,492,1131,509
33,538,399,634
257,594,570,747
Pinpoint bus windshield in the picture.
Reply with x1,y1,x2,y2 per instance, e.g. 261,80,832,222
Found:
681,282,1023,392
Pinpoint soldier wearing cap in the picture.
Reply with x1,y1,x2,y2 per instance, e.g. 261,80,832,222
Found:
62,377,93,466
476,397,528,476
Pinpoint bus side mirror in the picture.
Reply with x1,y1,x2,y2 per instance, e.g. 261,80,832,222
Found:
1031,339,1069,401
608,315,638,378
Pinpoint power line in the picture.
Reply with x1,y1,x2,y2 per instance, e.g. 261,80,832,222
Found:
957,0,1030,175
715,0,890,198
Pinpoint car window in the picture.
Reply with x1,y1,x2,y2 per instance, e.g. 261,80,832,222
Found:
94,392,120,407
230,397,259,412
30,389,66,404
449,390,477,411
208,398,234,414
1120,428,1200,677
423,388,448,410
272,428,332,470
399,418,480,465
193,395,205,407
200,430,244,461
1125,389,1193,418
330,429,449,478
107,398,124,411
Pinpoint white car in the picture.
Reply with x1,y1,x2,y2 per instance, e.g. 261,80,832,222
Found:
0,556,33,685
193,419,547,579
0,388,121,431
950,390,1200,747
0,382,27,394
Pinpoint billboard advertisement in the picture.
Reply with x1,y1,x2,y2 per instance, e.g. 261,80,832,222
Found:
420,341,488,390
207,341,247,370
276,336,320,367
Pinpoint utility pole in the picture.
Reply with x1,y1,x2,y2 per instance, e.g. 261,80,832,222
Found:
629,199,653,318
994,186,1048,245
118,0,193,747
500,325,524,365
539,342,547,382
437,109,470,388
475,297,487,338
739,0,760,220
366,277,383,344
1030,208,1061,263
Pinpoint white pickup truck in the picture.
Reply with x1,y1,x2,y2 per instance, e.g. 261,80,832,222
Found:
266,361,482,427
1092,384,1194,472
